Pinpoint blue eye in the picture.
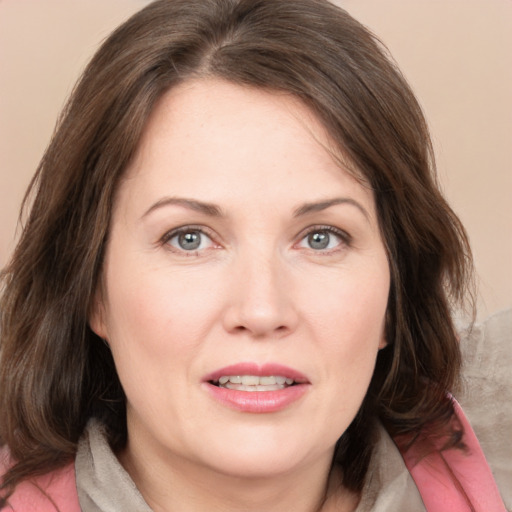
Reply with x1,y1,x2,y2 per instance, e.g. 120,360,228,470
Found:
166,229,214,252
299,228,347,251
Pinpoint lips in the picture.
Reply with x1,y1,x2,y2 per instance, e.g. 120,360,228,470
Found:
203,363,310,413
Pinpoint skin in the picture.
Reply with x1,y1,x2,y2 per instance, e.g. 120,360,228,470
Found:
90,79,390,512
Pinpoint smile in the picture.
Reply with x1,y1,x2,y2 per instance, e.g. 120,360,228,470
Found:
204,364,310,413
212,375,296,391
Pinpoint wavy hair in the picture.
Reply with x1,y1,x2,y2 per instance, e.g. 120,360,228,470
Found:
0,0,473,502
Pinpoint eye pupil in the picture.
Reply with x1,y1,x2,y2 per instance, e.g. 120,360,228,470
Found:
178,231,201,250
308,231,330,250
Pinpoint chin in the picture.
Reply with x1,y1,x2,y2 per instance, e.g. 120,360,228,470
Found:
207,450,310,480
195,426,333,479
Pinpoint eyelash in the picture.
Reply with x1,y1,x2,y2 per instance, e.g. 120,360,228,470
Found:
297,225,352,253
160,224,352,255
160,225,218,255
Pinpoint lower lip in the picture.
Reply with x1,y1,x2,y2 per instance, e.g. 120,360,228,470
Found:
204,383,309,413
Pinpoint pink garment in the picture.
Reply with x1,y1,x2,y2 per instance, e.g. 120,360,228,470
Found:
395,400,506,511
0,402,506,511
0,459,79,512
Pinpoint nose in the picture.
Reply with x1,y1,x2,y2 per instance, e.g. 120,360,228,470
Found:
222,250,299,339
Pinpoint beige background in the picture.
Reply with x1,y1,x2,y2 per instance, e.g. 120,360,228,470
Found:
1,0,511,319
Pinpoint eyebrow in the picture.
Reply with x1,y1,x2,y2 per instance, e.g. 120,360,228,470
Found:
142,196,369,221
293,197,370,220
142,197,224,219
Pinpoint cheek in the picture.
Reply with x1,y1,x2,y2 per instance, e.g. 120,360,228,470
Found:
100,267,220,417
305,264,389,343
304,260,389,387
102,262,225,362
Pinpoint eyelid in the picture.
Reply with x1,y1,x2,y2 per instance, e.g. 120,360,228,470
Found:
158,223,351,255
295,225,352,251
160,224,220,253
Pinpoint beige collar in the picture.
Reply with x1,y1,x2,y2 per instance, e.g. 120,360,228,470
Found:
76,419,425,512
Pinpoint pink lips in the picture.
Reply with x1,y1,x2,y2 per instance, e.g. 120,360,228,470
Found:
203,362,310,413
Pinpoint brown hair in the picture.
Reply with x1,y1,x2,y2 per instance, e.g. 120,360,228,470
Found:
0,0,473,502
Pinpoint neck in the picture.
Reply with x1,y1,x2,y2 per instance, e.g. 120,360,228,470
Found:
119,441,359,512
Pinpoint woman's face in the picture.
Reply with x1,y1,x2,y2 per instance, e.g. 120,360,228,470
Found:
91,79,390,481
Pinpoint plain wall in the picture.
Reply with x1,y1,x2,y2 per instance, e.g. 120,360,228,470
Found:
1,0,511,318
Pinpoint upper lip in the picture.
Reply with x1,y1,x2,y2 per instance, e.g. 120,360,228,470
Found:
203,362,310,384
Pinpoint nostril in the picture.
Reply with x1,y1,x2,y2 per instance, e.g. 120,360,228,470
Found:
230,323,289,337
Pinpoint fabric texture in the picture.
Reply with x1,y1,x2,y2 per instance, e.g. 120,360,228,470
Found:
457,308,512,510
75,420,151,512
75,419,425,512
396,399,506,511
0,449,78,512
353,424,426,511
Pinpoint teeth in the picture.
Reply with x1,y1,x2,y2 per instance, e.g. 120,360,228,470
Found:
242,375,260,386
224,383,283,392
214,375,296,390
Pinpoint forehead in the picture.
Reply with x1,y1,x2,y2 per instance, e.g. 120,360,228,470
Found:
119,78,375,219
135,79,336,159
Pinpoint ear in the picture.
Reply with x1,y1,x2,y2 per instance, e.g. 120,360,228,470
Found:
378,336,388,350
89,288,108,340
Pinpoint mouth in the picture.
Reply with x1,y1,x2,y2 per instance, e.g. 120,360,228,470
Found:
210,375,297,392
203,363,310,413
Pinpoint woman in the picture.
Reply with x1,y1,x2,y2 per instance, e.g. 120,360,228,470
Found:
0,0,506,510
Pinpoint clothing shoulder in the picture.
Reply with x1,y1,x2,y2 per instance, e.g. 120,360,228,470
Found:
457,308,512,510
0,446,79,512
394,398,507,512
